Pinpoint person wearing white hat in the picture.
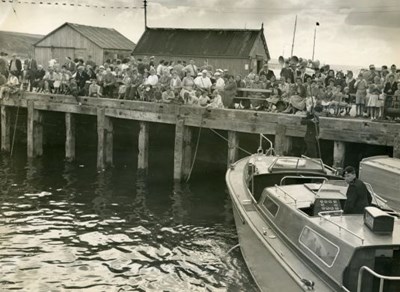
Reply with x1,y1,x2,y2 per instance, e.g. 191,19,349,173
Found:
214,71,225,91
194,69,212,92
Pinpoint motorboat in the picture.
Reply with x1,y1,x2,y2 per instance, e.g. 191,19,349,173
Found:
226,135,400,292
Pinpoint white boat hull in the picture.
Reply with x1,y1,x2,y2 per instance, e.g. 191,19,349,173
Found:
232,205,304,292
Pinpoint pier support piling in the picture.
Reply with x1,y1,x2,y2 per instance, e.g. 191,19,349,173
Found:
174,119,192,181
393,135,400,159
227,131,239,168
138,121,149,173
182,126,193,179
65,113,76,161
274,125,292,156
97,108,113,169
1,106,11,152
27,101,43,158
333,141,346,169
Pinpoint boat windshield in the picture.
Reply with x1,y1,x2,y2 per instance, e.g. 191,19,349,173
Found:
269,157,325,173
315,180,348,199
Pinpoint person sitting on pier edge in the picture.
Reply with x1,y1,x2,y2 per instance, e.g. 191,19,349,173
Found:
88,79,102,97
0,70,19,99
343,166,372,215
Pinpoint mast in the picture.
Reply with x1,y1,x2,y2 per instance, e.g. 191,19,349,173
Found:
290,15,297,57
144,0,148,29
312,22,319,61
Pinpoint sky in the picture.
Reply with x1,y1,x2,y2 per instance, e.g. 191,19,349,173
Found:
1,0,400,67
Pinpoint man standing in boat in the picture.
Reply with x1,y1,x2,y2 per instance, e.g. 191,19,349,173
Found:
343,166,372,214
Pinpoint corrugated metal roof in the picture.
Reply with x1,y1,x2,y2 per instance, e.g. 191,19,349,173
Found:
35,22,135,50
68,23,134,50
133,27,269,58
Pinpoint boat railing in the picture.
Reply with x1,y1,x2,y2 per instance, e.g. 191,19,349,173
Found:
318,211,365,245
364,182,388,206
275,184,297,207
357,265,400,292
280,175,328,186
257,134,275,156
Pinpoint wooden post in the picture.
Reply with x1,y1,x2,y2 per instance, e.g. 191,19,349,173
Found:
174,119,185,181
65,113,75,161
274,124,291,156
27,100,43,158
333,141,346,169
182,126,193,179
227,131,239,168
97,108,113,169
138,121,149,173
104,116,113,167
393,135,400,159
1,106,11,152
97,108,105,170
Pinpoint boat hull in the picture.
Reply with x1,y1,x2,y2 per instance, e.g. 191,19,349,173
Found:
231,205,304,292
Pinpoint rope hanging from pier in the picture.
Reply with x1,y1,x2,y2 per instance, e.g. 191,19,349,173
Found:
10,92,22,158
185,113,205,183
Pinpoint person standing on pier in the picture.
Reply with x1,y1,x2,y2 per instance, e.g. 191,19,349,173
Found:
354,73,368,117
8,53,22,80
184,59,198,78
343,166,372,215
300,111,320,158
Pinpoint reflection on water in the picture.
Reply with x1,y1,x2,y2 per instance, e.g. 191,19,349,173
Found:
0,149,257,291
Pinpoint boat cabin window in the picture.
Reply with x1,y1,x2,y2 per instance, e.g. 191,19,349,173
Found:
299,226,339,267
263,196,279,217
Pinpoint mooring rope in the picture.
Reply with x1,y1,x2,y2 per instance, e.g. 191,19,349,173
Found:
185,111,205,183
207,128,252,155
10,91,22,158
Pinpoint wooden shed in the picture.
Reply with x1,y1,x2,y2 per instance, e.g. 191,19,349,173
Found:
132,26,270,75
34,22,135,67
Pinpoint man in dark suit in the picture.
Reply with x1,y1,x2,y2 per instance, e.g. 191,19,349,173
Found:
8,53,22,79
259,63,276,81
25,54,38,91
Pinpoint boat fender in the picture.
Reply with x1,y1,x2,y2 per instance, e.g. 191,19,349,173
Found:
301,278,315,290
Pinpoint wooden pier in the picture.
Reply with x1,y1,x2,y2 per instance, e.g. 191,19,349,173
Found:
1,93,400,181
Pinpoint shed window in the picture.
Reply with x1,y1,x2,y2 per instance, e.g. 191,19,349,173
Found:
299,226,339,267
263,196,279,217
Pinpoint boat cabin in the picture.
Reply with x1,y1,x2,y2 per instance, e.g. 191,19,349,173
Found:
257,180,400,292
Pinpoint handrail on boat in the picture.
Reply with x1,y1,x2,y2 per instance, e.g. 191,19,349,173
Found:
300,154,327,173
280,175,328,186
257,134,275,156
318,211,365,245
357,265,400,292
274,184,297,207
364,182,388,205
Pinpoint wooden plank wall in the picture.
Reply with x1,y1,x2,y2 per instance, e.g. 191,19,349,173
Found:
35,25,102,66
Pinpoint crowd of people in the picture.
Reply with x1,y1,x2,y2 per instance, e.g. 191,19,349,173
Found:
0,53,399,120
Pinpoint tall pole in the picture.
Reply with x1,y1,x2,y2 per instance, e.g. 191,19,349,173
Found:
312,22,319,61
290,15,297,57
312,27,316,61
144,0,148,29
